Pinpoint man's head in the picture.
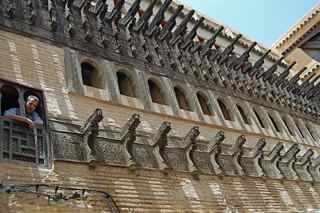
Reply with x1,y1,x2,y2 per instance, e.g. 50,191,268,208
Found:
25,95,40,114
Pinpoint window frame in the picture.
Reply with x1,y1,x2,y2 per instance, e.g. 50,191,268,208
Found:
0,78,50,167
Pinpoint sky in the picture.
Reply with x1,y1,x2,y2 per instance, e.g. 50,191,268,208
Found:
178,0,319,48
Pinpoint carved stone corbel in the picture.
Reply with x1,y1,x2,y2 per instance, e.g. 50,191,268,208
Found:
80,0,93,41
48,0,58,31
64,0,75,36
5,0,16,18
208,131,225,175
310,156,320,182
80,108,104,163
277,144,300,180
25,0,37,25
120,114,141,167
240,138,266,177
293,149,314,181
151,122,171,170
184,127,200,174
260,143,284,179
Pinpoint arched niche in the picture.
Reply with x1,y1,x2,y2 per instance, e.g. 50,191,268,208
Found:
81,61,104,89
217,98,232,121
236,104,250,124
281,116,294,136
268,113,281,133
148,79,166,105
174,87,190,111
196,92,212,115
117,71,136,97
253,108,266,128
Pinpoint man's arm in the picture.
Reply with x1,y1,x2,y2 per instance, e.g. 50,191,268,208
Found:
3,108,34,128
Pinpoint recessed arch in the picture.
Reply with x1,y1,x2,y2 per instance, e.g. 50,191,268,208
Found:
306,124,317,141
80,61,104,89
148,79,166,105
253,108,265,128
197,92,212,115
268,113,281,132
117,71,136,97
236,104,250,124
295,121,305,138
174,86,190,111
281,116,294,136
217,98,232,121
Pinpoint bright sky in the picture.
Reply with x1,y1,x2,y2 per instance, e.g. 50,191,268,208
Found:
178,0,319,48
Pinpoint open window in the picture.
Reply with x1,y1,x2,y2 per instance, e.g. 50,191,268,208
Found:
0,79,48,165
81,61,104,89
217,99,232,121
148,79,166,105
197,92,212,115
117,71,135,97
236,104,250,124
174,87,190,111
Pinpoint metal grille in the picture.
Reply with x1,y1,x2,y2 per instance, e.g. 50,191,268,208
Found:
0,118,46,164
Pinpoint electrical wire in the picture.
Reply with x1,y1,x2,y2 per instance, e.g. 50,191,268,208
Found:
0,183,120,213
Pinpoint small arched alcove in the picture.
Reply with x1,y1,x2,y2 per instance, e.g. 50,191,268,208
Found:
281,116,294,136
236,104,250,124
253,108,265,128
268,113,281,132
295,121,305,138
197,92,212,115
306,124,317,141
1,85,19,116
81,61,104,89
174,87,190,111
117,71,136,97
148,79,166,105
217,98,232,121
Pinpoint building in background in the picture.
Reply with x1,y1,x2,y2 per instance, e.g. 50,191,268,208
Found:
273,3,320,77
0,0,320,212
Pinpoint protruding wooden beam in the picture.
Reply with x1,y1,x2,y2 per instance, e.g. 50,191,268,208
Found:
180,17,205,50
248,49,271,77
146,0,172,37
158,5,184,41
169,9,195,45
119,0,141,27
133,0,157,33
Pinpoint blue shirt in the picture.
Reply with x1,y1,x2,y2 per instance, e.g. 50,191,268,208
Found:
4,108,43,124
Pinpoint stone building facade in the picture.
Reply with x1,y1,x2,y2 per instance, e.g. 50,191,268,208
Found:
0,0,320,212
